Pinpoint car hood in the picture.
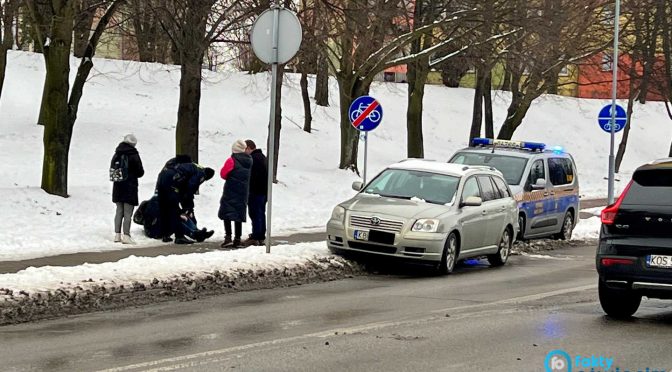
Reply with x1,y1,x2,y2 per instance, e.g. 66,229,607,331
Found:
342,195,451,219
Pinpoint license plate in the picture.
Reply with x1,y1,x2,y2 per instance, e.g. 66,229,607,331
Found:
354,230,369,241
647,255,672,268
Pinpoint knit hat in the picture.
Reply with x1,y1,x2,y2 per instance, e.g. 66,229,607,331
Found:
123,134,137,147
232,139,247,154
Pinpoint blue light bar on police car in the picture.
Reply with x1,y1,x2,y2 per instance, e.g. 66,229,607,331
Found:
470,138,546,151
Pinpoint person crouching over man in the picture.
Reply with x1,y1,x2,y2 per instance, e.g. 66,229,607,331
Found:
219,139,252,248
156,155,215,244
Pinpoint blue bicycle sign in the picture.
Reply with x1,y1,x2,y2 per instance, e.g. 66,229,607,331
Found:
597,104,626,133
349,96,383,132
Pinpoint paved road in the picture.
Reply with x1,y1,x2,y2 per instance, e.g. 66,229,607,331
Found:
0,198,608,274
2,243,671,371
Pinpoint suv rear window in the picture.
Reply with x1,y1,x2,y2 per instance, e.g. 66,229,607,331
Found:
623,168,672,206
450,152,528,185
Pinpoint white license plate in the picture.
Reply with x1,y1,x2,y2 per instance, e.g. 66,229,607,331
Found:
647,255,672,268
354,230,369,241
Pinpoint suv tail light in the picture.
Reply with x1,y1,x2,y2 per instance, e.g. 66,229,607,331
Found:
601,180,633,225
601,257,635,267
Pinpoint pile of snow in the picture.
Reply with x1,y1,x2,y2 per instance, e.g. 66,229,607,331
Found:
0,243,330,293
572,216,602,241
1,51,669,261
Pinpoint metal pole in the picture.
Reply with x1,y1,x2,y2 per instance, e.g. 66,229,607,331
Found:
608,0,621,205
266,3,280,254
363,132,368,186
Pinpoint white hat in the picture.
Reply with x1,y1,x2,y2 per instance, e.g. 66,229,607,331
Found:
232,139,247,154
123,134,137,147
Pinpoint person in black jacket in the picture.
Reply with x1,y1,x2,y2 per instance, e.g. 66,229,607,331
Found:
112,134,144,244
155,155,215,244
218,139,253,248
242,140,268,247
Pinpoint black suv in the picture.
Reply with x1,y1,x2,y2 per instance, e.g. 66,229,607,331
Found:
596,159,672,318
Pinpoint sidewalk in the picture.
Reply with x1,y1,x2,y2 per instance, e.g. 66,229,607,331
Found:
0,198,608,274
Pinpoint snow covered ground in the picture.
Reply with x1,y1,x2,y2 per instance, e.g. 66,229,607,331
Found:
1,50,670,261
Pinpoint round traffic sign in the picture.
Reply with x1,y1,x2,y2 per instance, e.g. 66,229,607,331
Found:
597,104,627,133
250,8,302,65
349,96,383,132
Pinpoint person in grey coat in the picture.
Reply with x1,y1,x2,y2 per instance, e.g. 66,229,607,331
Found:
218,139,252,248
112,134,144,244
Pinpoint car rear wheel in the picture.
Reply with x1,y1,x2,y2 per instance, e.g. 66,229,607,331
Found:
438,233,458,275
517,215,526,241
488,228,512,267
554,212,574,240
598,279,641,318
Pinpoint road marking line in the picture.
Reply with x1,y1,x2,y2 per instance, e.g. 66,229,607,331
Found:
96,283,597,372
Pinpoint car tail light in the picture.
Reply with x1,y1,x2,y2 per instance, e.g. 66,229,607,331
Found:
601,180,634,225
601,258,636,267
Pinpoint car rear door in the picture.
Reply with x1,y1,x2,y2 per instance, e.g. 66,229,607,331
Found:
477,175,503,248
548,157,579,233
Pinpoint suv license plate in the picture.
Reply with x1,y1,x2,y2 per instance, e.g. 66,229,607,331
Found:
354,230,369,241
647,255,672,268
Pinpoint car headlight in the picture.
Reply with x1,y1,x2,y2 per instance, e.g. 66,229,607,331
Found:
412,219,440,233
331,206,346,223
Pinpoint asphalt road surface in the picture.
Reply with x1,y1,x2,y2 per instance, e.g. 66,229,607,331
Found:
2,243,671,372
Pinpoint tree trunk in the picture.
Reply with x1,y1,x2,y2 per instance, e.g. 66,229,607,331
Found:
616,63,639,173
73,0,96,58
497,98,533,140
406,56,428,158
0,0,16,101
337,79,365,172
501,67,512,91
483,70,494,138
175,57,202,163
469,69,485,142
300,71,312,133
41,9,74,197
314,53,329,106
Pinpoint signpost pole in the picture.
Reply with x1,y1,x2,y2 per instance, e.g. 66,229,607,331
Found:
363,132,368,186
608,0,621,205
266,2,280,254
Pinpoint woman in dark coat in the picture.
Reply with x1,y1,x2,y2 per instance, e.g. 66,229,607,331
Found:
218,139,252,248
112,134,144,244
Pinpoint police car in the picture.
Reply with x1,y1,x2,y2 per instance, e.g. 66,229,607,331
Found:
449,138,579,241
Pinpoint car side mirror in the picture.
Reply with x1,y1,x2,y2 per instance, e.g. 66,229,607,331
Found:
531,178,547,190
352,181,363,192
461,196,482,208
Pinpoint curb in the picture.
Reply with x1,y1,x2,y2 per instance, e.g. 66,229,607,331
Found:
0,257,365,326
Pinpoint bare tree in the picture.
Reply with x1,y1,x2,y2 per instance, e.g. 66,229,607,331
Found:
73,0,97,57
26,0,124,196
155,0,258,162
496,0,612,139
0,0,19,101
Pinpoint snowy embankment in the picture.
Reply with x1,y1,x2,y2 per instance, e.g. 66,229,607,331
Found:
0,243,364,324
2,51,670,261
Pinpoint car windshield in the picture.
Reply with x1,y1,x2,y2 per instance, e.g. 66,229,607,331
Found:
449,152,528,185
363,169,460,205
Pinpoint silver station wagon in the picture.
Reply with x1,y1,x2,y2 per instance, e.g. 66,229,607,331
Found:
326,159,519,273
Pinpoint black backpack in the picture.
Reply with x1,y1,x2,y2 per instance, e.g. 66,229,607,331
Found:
109,153,129,182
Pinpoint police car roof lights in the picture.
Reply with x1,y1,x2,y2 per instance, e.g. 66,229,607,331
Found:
470,138,546,152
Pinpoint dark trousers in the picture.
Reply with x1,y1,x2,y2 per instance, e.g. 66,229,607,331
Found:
248,194,267,240
158,191,184,239
224,220,242,240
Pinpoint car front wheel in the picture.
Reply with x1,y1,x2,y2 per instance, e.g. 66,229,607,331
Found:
598,279,641,318
438,233,458,275
488,228,512,267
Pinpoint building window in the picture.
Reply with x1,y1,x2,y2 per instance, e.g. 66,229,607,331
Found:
601,54,613,71
559,66,569,76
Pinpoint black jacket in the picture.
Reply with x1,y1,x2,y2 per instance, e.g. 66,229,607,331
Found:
112,142,144,206
249,149,268,196
155,159,207,211
218,153,253,222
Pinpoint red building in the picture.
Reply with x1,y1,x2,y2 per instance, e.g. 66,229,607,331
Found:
576,53,668,101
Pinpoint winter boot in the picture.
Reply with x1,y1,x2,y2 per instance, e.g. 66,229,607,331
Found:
242,238,260,247
121,234,136,245
220,235,233,248
162,236,173,243
231,238,242,248
114,233,122,243
175,236,194,245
